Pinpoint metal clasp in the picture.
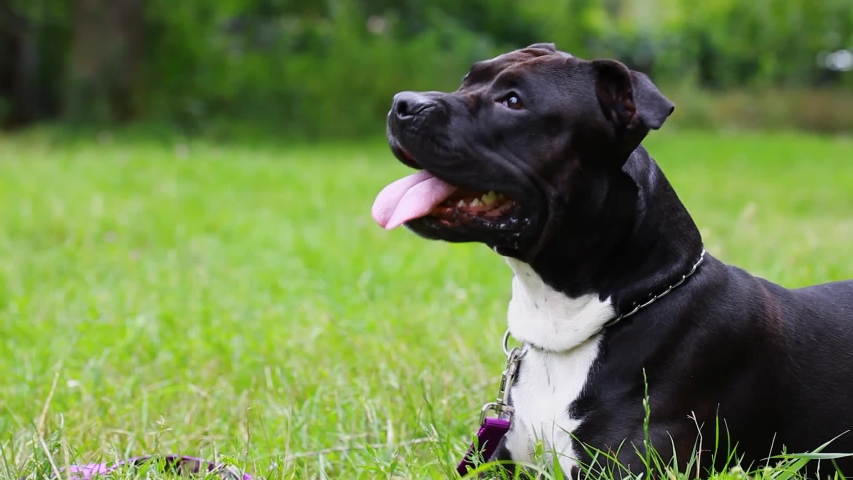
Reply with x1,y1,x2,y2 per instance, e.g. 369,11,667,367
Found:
478,402,511,425
478,331,526,425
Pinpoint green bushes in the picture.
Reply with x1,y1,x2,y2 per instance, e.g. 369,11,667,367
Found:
145,1,519,138
2,0,852,138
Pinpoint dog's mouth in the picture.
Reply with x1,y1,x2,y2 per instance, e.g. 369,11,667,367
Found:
431,188,517,223
371,168,518,230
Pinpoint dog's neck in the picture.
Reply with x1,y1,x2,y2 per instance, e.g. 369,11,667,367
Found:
505,256,614,351
507,146,703,345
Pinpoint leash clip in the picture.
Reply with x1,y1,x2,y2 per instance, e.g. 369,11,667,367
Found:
478,402,512,425
478,332,526,425
459,331,525,476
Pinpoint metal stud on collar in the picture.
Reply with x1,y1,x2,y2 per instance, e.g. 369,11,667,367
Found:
602,247,707,329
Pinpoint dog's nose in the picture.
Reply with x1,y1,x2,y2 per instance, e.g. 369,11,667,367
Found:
392,91,433,120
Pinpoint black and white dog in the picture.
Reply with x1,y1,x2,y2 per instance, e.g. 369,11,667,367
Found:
371,43,853,478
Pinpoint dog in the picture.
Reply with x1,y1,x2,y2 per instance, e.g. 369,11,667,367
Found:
370,43,853,479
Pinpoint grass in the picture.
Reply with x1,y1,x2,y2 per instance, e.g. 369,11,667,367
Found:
0,128,851,479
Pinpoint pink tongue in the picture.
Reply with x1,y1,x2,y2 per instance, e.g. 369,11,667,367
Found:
371,170,458,229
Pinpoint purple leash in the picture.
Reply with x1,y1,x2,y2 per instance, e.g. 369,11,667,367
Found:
456,417,512,476
456,336,525,477
48,455,251,480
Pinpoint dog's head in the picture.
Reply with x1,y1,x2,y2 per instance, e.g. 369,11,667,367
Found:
371,43,674,260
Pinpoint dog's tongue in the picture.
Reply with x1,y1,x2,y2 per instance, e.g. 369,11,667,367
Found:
371,170,458,230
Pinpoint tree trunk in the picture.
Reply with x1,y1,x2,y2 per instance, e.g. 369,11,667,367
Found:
0,5,40,129
66,0,144,123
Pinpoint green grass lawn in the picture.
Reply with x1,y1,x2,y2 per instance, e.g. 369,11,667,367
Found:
0,129,851,479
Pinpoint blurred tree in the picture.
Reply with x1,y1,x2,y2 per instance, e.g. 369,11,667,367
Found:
0,0,850,134
0,3,38,128
66,0,144,123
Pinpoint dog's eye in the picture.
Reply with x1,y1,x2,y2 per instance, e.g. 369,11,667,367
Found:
501,94,525,110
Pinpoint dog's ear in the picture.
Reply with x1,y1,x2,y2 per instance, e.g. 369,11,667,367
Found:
525,42,557,52
592,59,674,131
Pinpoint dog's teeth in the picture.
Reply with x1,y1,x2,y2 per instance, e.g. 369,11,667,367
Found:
457,200,467,208
470,198,482,207
481,191,501,205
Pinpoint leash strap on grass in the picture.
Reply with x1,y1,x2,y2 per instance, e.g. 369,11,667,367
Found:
57,455,252,480
456,417,511,477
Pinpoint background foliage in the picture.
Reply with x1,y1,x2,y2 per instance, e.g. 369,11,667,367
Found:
2,0,852,138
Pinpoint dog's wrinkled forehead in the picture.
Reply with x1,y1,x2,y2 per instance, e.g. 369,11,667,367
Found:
460,43,574,88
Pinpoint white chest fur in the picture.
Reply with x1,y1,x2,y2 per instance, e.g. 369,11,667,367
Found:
502,258,615,474
506,258,614,352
